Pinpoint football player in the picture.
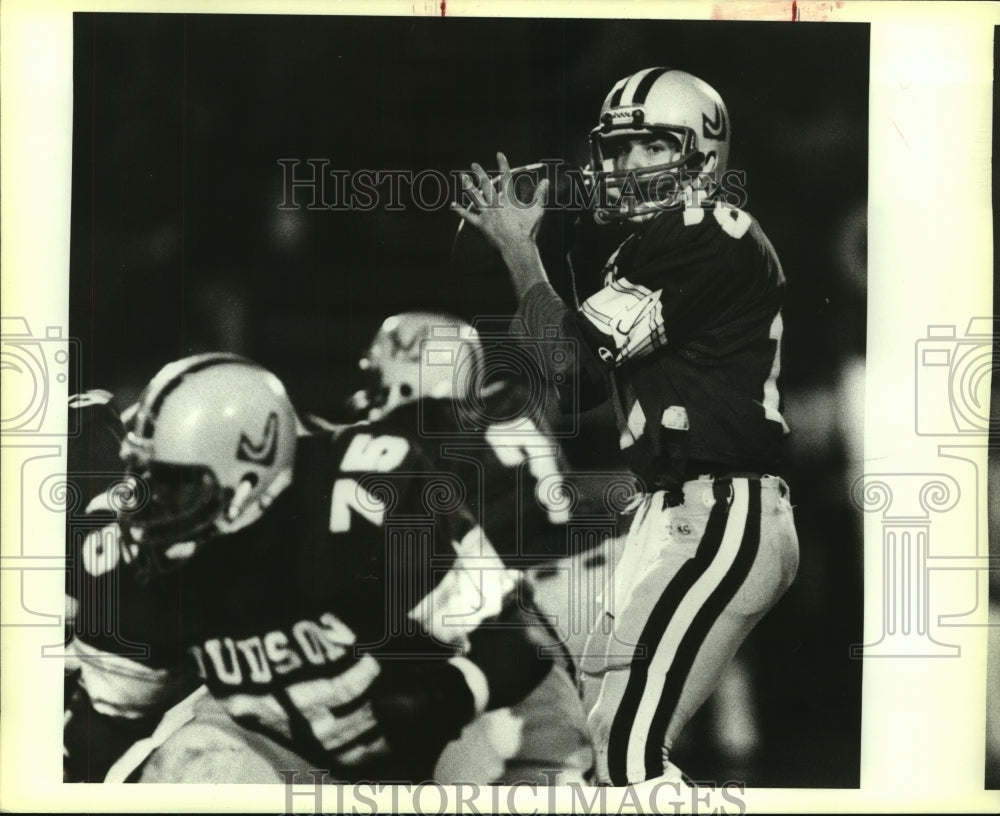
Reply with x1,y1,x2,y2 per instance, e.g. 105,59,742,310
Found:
61,388,188,783
453,68,800,787
346,311,594,785
64,353,554,783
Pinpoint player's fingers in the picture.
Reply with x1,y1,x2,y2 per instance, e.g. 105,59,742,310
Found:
532,177,550,208
469,162,493,197
459,172,489,210
497,152,513,198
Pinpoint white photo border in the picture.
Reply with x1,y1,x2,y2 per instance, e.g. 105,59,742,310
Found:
1,0,996,813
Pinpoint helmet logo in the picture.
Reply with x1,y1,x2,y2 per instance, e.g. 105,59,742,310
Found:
237,411,279,466
702,102,727,140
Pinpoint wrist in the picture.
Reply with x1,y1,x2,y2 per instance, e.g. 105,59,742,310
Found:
501,241,547,300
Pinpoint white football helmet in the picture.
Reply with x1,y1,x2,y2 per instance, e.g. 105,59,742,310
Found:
118,353,298,559
350,312,484,421
589,67,731,223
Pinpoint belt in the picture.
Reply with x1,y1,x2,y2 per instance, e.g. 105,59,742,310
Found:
688,470,763,481
682,459,768,482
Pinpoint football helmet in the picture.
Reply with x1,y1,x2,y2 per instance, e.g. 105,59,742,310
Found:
589,67,730,223
350,312,484,421
118,353,298,560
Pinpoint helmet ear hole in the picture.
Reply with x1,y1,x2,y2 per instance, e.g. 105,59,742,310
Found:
399,383,413,399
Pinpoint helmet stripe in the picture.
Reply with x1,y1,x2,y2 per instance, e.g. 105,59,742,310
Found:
629,66,671,106
616,67,668,107
608,77,630,108
139,354,255,439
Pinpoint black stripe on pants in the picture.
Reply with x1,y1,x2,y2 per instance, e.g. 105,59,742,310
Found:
606,478,736,785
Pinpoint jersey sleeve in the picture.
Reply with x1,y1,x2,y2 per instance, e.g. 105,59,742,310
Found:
517,280,610,411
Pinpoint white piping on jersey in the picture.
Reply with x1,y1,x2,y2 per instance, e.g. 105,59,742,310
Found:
620,400,647,450
761,312,790,433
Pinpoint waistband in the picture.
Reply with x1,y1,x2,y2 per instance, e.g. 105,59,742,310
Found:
682,459,775,482
675,473,789,506
622,473,789,513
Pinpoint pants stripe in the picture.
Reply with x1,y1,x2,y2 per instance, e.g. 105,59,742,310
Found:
640,479,762,779
605,479,733,785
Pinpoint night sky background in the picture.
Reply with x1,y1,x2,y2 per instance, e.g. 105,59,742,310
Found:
69,13,868,788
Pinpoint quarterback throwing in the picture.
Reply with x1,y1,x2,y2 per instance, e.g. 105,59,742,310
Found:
453,67,800,787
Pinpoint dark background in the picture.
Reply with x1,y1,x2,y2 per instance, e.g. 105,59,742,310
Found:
69,13,868,788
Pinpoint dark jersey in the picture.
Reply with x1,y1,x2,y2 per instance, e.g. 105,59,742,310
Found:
370,385,573,568
68,419,550,778
521,201,789,491
64,390,128,556
64,392,135,642
64,392,168,783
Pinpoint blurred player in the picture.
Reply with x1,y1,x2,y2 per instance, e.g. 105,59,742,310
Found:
61,389,194,782
64,352,554,783
453,68,800,786
347,311,593,784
